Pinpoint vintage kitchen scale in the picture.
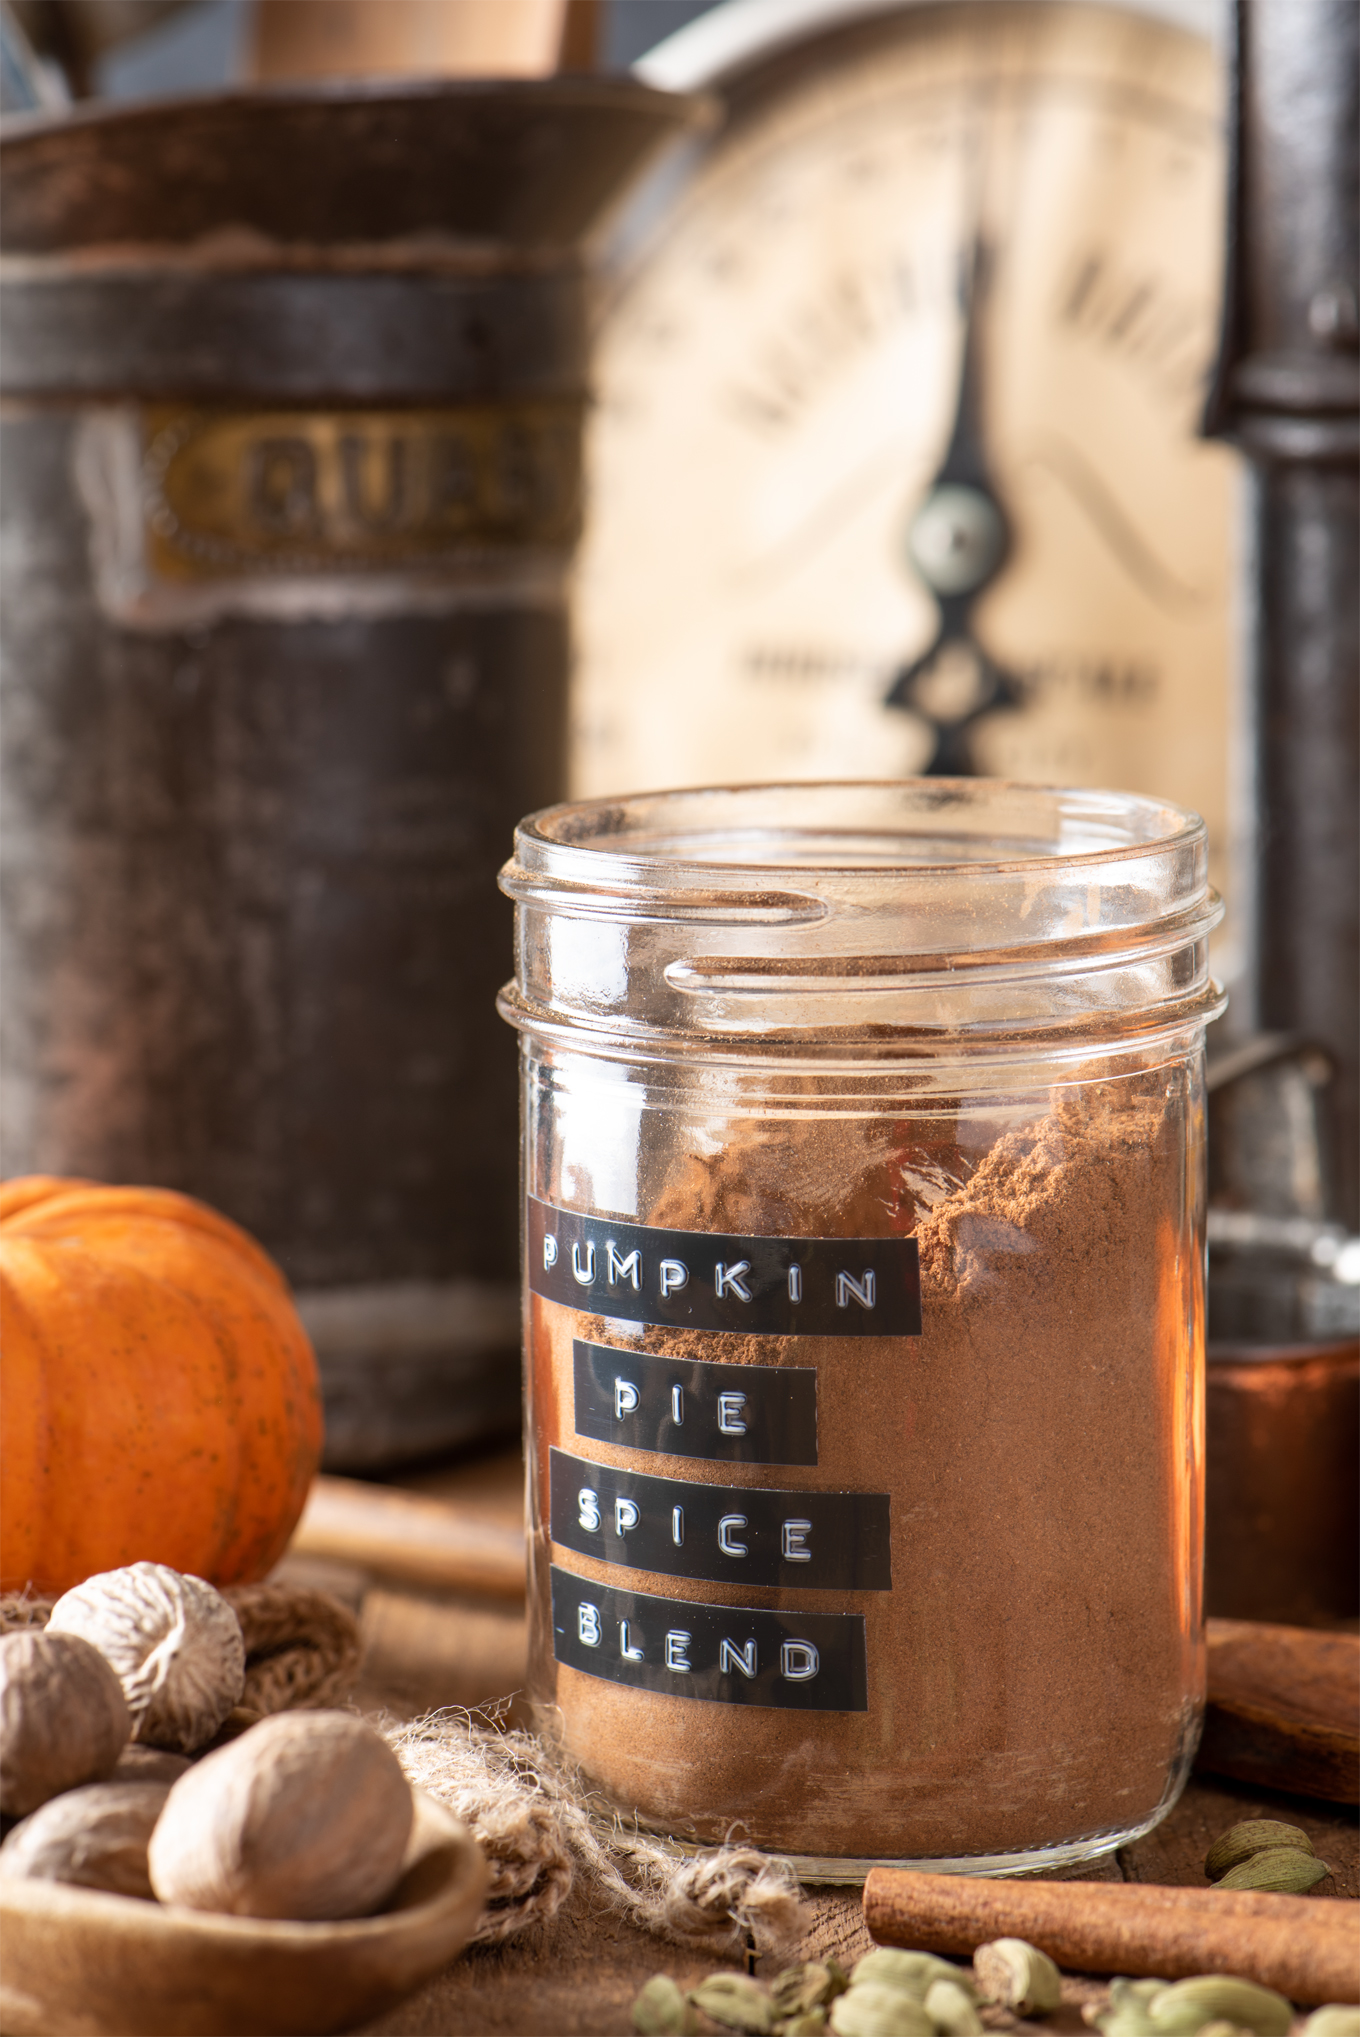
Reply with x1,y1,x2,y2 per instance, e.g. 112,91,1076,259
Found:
570,0,1358,1625
572,0,1237,935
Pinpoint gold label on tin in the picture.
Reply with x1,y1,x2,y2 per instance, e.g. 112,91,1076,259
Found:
141,404,581,578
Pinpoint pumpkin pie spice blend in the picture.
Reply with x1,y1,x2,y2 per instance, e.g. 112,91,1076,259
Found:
524,1065,1203,1863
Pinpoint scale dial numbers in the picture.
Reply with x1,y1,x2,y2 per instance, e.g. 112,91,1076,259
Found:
573,1,1235,896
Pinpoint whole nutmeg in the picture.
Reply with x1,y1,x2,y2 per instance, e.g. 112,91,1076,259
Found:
48,1563,245,1753
0,1780,170,1897
0,1630,130,1816
111,1745,192,1786
148,1710,414,1920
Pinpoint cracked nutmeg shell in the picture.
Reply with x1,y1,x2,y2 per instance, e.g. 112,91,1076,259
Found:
148,1710,414,1920
771,1962,851,2018
973,1939,1063,2018
48,1563,245,1753
0,1629,131,1816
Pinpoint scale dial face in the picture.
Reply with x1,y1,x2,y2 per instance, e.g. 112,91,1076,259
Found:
572,0,1236,898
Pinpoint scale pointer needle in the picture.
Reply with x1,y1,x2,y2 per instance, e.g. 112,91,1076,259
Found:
885,234,1024,773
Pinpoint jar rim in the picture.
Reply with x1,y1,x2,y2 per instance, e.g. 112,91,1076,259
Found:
501,779,1225,1049
508,779,1206,890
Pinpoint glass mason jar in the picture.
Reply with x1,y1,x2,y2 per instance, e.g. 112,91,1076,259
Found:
498,781,1224,1877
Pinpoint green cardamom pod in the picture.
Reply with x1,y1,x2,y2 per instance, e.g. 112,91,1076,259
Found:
690,1973,777,2035
1084,1979,1171,2037
780,2015,830,2037
1115,2010,1171,2037
974,1939,1063,2017
1093,2011,1169,2037
924,1977,985,2037
1214,1846,1330,1895
1113,1983,1170,2010
853,1952,973,2001
633,1974,700,2036
1204,1820,1316,1882
1194,2021,1259,2037
1301,2009,1360,2037
772,1962,850,2017
1148,1974,1293,2037
830,1983,935,2037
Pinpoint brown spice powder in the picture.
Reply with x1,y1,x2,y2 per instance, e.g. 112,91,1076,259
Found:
524,1067,1203,1863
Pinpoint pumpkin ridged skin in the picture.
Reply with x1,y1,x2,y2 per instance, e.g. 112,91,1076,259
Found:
0,1177,323,1595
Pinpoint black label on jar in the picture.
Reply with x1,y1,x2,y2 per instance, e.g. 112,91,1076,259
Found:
573,1339,818,1465
550,1566,868,1711
550,1447,892,1590
528,1197,921,1337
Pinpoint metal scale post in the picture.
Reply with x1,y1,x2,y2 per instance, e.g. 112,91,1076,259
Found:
1201,0,1359,1620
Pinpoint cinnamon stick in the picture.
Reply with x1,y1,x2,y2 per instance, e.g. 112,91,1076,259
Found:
291,1475,526,1601
862,1871,1359,2005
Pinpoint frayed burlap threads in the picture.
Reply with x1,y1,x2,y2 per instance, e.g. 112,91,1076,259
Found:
0,1593,56,1633
384,1709,809,1956
387,1716,575,1941
606,1829,812,1956
223,1583,362,1714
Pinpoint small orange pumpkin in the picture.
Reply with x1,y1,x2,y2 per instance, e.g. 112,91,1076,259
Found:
0,1176,323,1595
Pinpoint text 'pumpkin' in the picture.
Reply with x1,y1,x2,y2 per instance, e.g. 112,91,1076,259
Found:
1,1177,323,1595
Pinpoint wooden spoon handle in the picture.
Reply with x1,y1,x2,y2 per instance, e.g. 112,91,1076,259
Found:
292,1476,526,1601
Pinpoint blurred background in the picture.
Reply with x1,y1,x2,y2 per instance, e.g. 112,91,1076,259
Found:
1,1,720,99
0,0,1355,1706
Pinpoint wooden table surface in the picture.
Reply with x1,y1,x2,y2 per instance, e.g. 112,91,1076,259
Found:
280,1448,1358,2036
360,1771,1358,2035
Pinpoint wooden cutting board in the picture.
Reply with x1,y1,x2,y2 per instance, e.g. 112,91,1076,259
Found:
1201,1617,1360,1803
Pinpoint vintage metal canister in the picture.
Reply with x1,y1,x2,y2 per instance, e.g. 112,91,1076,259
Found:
501,780,1224,1873
0,81,697,1466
